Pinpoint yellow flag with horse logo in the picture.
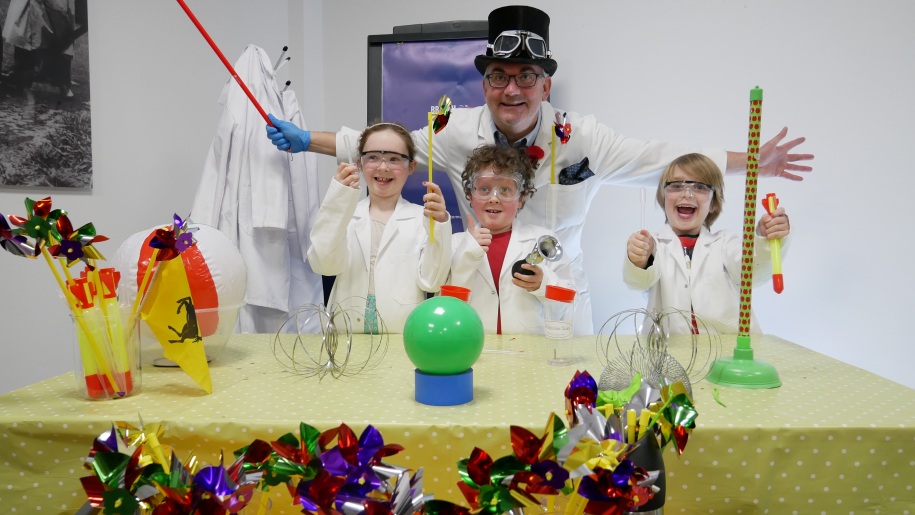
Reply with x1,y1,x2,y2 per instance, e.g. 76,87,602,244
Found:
139,255,212,394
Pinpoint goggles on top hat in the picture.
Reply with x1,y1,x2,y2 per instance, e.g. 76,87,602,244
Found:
489,29,551,60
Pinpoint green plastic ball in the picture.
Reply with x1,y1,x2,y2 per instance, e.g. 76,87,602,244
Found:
403,296,484,375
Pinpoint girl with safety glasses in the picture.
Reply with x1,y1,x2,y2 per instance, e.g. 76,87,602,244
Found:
307,122,452,333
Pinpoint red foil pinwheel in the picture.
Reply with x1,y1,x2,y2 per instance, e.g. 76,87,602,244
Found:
432,95,452,134
148,213,197,263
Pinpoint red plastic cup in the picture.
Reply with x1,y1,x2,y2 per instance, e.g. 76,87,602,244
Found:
545,285,576,303
440,285,471,302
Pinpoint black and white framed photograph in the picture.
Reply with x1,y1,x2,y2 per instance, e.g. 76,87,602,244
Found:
0,0,90,188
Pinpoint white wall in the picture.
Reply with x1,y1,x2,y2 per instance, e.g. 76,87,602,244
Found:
2,0,913,393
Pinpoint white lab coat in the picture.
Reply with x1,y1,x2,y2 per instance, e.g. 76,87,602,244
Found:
622,224,789,334
307,180,452,333
449,219,572,335
336,102,727,334
191,45,322,333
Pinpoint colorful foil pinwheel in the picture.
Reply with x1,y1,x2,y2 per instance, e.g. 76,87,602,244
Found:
432,95,452,134
8,196,64,249
79,420,261,514
549,111,571,185
48,213,109,267
148,213,197,262
1,211,36,257
554,111,571,145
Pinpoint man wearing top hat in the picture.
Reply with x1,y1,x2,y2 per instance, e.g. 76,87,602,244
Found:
266,5,813,334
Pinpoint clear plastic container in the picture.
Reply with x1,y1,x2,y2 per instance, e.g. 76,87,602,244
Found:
72,306,141,400
544,285,576,366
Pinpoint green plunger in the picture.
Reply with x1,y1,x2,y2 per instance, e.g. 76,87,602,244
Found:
707,335,780,388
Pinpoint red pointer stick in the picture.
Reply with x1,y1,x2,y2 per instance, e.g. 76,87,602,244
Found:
176,0,273,126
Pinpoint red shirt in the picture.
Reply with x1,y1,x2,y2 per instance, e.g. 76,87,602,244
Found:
487,231,512,334
679,234,699,334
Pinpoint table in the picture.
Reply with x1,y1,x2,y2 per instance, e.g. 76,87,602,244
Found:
1,333,913,513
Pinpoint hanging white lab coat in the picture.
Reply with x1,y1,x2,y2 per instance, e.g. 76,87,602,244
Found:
281,85,324,332
191,44,322,333
336,101,727,334
449,219,573,334
622,224,789,334
307,180,452,333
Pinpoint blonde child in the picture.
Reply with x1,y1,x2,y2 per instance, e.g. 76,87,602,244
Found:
624,153,790,334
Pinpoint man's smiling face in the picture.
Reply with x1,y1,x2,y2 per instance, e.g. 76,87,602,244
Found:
483,62,551,143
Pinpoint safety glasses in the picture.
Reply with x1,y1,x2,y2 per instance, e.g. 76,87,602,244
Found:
664,180,714,196
470,172,523,202
360,151,412,171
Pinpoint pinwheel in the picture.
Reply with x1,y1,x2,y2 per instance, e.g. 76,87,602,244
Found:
132,213,196,316
576,460,655,515
48,213,109,267
432,95,452,134
456,447,521,515
656,382,698,455
302,424,406,513
565,370,599,422
0,212,35,257
457,425,573,515
507,425,571,502
8,196,64,248
550,111,572,184
554,111,571,144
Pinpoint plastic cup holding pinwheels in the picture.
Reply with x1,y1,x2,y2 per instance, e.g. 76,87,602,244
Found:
403,295,484,406
1,197,141,400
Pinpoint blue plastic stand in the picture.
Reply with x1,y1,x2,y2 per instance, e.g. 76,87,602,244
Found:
414,368,473,406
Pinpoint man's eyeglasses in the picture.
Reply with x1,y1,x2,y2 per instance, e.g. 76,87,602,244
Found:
489,30,550,60
664,181,714,195
484,72,545,89
470,174,523,202
360,151,412,171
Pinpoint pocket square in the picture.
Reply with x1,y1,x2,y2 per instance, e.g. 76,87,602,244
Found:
558,157,595,185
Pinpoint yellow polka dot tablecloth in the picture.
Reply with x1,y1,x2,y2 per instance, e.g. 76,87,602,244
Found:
0,333,913,513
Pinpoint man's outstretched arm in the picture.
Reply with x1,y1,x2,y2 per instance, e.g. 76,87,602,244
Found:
725,127,814,181
265,114,338,156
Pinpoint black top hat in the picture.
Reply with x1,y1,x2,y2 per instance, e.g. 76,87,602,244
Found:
474,5,558,76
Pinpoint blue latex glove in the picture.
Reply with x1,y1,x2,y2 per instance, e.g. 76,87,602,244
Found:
266,114,311,153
